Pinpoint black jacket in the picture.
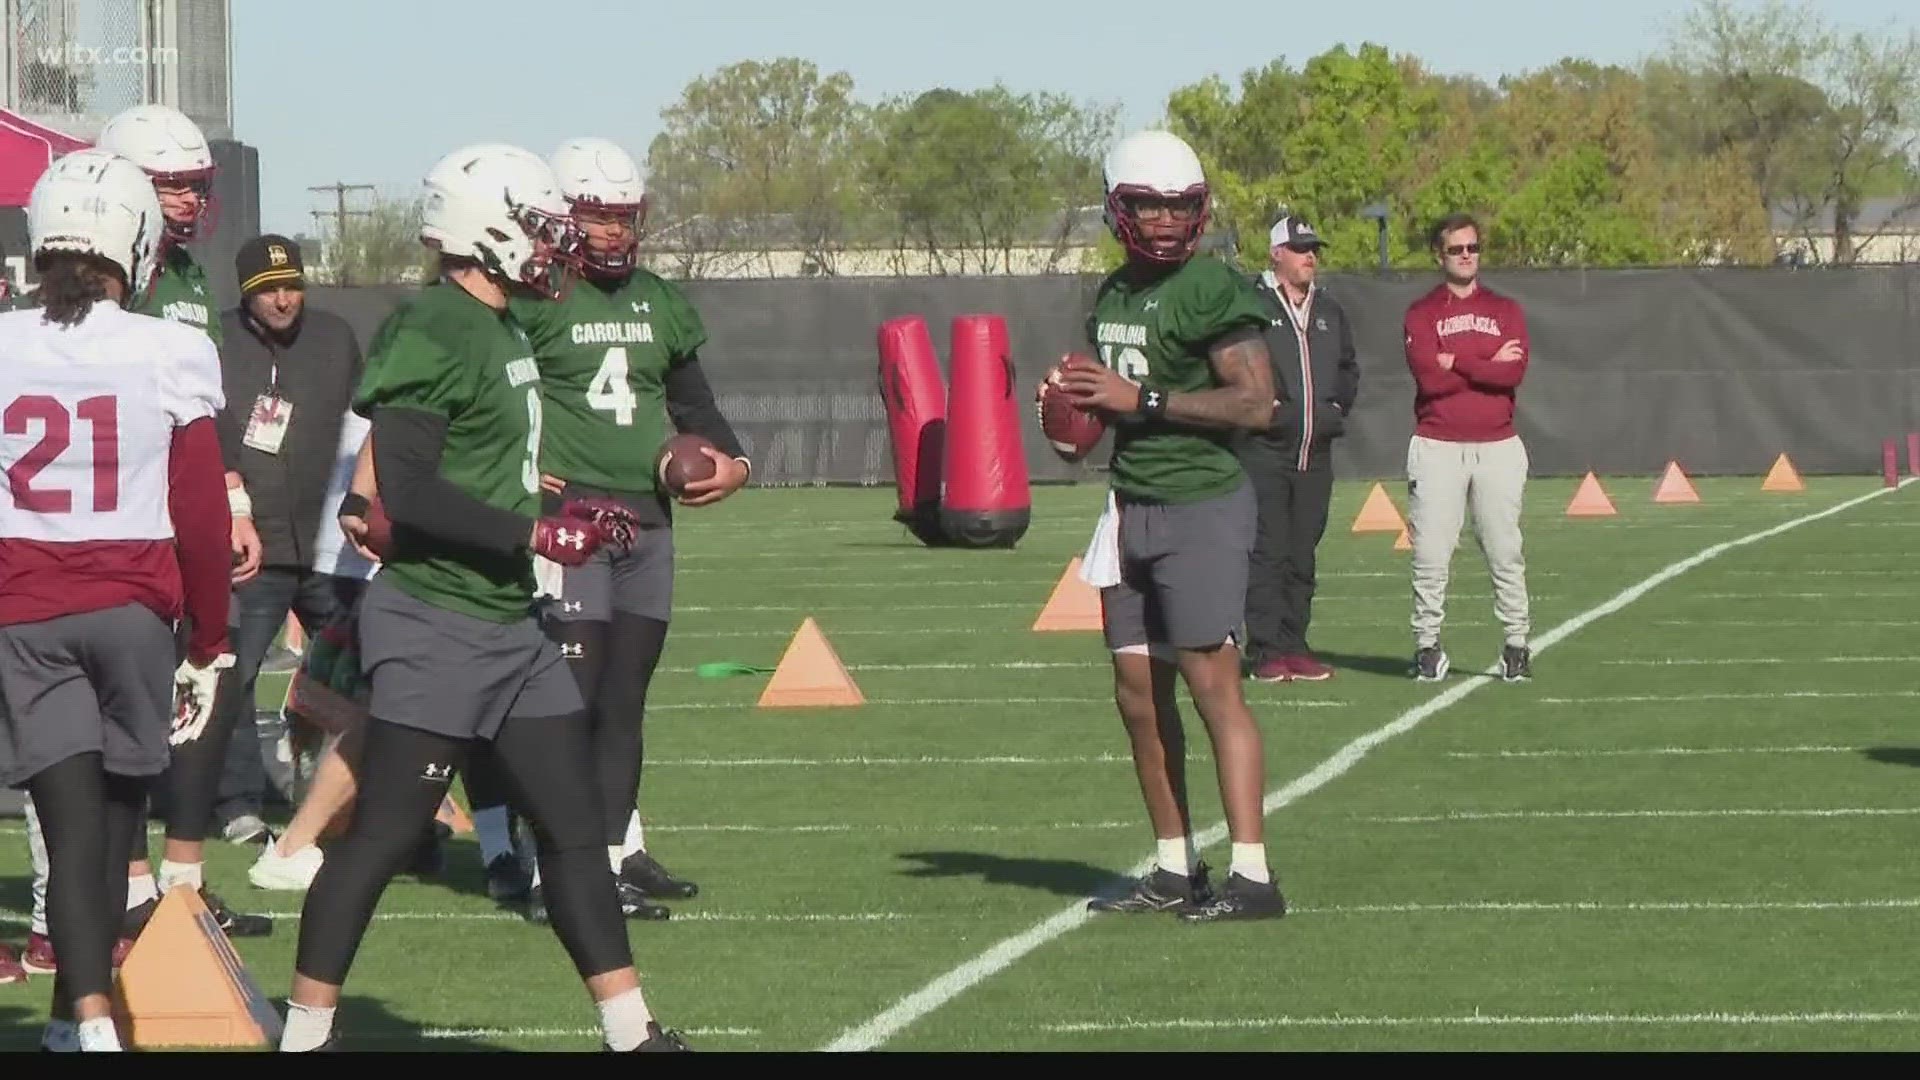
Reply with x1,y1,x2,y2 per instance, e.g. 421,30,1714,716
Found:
216,305,365,570
1241,273,1360,470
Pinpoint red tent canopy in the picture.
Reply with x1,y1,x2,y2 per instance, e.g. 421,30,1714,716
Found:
0,108,92,207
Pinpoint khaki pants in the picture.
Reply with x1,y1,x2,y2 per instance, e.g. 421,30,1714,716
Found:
1406,434,1530,649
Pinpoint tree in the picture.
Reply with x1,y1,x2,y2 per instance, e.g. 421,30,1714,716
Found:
1652,0,1920,264
318,195,434,286
866,85,1116,274
645,58,869,278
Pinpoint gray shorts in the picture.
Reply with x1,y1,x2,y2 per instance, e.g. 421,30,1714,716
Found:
356,575,583,742
541,525,673,624
0,604,175,789
1102,479,1256,653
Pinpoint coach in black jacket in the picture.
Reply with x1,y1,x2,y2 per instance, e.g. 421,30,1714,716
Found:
1238,215,1360,683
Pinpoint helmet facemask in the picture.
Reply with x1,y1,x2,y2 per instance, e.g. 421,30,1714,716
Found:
1106,184,1209,266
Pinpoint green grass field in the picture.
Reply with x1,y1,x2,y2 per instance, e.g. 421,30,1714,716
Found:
2,472,1917,1052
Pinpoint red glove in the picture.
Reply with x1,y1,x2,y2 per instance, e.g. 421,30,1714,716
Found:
559,496,642,553
530,516,603,567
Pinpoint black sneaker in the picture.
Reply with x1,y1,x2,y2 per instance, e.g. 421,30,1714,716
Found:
524,884,549,925
120,895,159,939
616,879,672,921
202,889,273,937
608,1022,693,1052
1087,862,1211,913
620,850,698,900
1412,645,1450,682
1500,644,1533,683
1176,871,1287,923
408,822,448,878
485,853,532,902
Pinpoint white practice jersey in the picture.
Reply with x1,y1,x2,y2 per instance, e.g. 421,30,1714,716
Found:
0,302,224,542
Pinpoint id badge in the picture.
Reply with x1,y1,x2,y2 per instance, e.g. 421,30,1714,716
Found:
244,394,293,454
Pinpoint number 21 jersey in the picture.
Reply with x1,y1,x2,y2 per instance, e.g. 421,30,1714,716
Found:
0,303,224,625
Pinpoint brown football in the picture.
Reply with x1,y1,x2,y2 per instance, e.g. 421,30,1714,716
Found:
658,433,719,497
361,495,394,558
1038,353,1108,461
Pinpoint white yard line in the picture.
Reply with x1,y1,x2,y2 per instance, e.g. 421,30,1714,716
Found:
1036,1011,1920,1034
420,1025,760,1040
1597,656,1911,666
817,478,1915,1053
652,696,1348,712
650,753,1138,767
1444,745,1858,759
1367,807,1920,824
1539,691,1920,705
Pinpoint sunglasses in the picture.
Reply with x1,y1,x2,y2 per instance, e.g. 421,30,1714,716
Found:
1444,243,1481,256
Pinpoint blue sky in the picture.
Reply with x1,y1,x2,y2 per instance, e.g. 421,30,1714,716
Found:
232,0,1920,237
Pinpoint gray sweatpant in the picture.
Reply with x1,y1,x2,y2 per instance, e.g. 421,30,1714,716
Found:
1406,434,1530,649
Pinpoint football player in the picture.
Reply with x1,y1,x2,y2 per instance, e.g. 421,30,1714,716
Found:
489,136,748,923
15,103,271,987
1057,130,1288,922
278,143,686,1053
0,149,235,1051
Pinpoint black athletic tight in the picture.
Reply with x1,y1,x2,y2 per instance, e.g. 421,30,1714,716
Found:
294,715,632,986
29,753,145,1006
155,663,244,843
544,614,669,845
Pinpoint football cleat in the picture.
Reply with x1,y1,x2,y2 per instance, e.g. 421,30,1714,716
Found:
608,1022,693,1052
1412,645,1449,682
620,850,698,900
485,853,533,902
1500,644,1533,683
1176,871,1287,923
1087,862,1211,913
616,879,672,921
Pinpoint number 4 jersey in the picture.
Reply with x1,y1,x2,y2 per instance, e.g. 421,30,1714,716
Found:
1087,256,1271,503
0,302,226,628
508,269,706,497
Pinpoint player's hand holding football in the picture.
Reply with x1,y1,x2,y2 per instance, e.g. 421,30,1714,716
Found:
676,448,749,508
171,652,235,746
1057,361,1141,415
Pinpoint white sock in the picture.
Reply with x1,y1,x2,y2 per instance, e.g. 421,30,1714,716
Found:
1155,838,1190,877
596,987,655,1051
41,1019,78,1052
621,811,645,859
77,1017,121,1052
280,1002,336,1052
158,859,203,893
530,863,542,891
126,873,158,909
1229,843,1271,884
474,807,513,864
608,845,625,875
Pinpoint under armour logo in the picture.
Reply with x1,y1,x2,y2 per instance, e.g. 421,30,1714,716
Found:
632,301,650,313
561,643,584,658
1143,300,1159,311
421,763,453,783
558,528,585,549
562,600,583,612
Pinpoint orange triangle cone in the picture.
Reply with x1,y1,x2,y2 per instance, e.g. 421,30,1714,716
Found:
1392,527,1412,551
437,793,473,835
1566,471,1617,517
1033,557,1103,631
1351,482,1406,533
1652,460,1700,504
1761,453,1805,492
758,617,864,708
112,886,283,1049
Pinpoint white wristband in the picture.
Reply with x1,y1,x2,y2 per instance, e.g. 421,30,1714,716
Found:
227,485,252,518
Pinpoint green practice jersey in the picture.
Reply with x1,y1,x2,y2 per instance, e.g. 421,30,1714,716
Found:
132,245,221,345
509,269,706,495
354,282,546,622
1087,256,1270,502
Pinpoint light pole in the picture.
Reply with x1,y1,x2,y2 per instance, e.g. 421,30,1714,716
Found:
1360,202,1390,273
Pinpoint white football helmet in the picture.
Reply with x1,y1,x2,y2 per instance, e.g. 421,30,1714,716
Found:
96,103,215,241
549,137,647,275
28,148,165,297
1102,130,1211,265
420,143,574,296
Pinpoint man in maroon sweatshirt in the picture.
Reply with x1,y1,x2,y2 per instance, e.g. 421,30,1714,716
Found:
1401,213,1531,683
